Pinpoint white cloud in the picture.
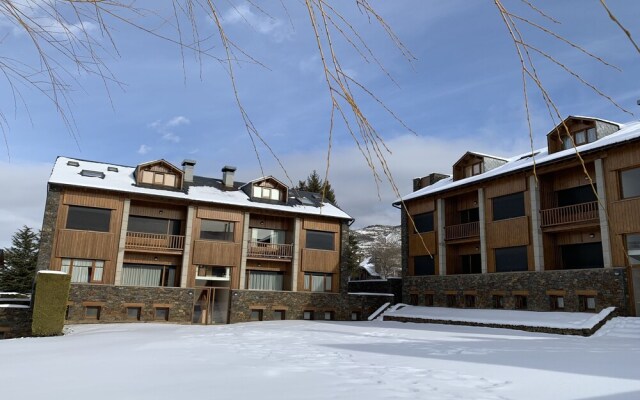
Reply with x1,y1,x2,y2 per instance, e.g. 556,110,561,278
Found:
148,116,190,143
222,3,291,42
138,144,151,155
166,116,190,127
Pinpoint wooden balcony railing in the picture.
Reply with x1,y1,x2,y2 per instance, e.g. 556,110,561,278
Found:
125,232,185,252
445,221,480,241
247,241,293,260
540,201,599,227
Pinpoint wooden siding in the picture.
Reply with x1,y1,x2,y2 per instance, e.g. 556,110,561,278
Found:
486,217,530,247
409,232,436,256
249,214,292,230
196,207,243,222
405,198,435,215
123,253,181,266
300,249,339,273
191,240,241,266
302,218,340,233
55,230,115,260
63,190,121,209
129,202,186,220
485,174,527,198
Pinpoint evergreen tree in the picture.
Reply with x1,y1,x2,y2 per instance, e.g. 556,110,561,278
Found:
344,230,361,279
296,170,337,204
0,226,40,294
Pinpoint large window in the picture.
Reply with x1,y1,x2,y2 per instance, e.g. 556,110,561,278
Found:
557,185,597,207
196,266,230,281
251,228,285,244
306,230,335,250
626,234,640,265
413,212,434,233
247,271,284,291
122,264,178,287
494,246,528,272
492,192,525,221
66,206,111,232
460,208,479,224
128,216,181,235
304,273,332,292
200,219,234,241
621,167,640,199
414,255,435,276
61,259,104,283
561,243,603,269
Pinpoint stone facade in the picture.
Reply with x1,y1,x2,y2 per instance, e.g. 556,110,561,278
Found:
36,185,61,271
67,284,195,324
0,306,32,339
348,278,403,304
229,290,391,323
404,267,630,314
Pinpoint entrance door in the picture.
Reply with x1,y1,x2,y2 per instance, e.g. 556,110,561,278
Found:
193,288,230,324
461,254,481,274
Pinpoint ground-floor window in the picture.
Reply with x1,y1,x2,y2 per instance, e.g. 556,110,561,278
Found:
85,306,101,320
303,310,314,320
303,273,332,292
514,295,528,310
154,307,170,321
250,309,263,321
247,271,284,291
122,264,178,287
273,310,286,320
197,265,230,281
351,311,361,321
61,259,104,283
494,246,528,272
578,296,596,312
626,234,640,265
126,307,142,321
461,254,481,274
549,295,565,311
324,311,335,320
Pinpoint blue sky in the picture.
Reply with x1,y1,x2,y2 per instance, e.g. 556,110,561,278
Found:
0,0,639,246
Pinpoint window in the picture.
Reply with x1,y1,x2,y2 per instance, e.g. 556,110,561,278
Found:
122,264,178,287
85,306,101,320
303,311,314,320
461,254,481,274
66,206,111,232
549,295,565,311
495,246,528,273
626,234,640,265
273,310,286,320
492,192,525,221
141,170,176,187
587,128,597,142
579,296,596,312
248,271,284,291
620,167,640,199
305,230,335,251
557,185,597,207
126,307,142,321
154,307,170,321
253,185,281,201
515,295,528,310
414,256,435,276
250,309,263,321
303,273,332,292
197,266,230,281
460,208,479,224
492,295,504,309
200,219,234,241
561,128,597,150
128,216,181,235
413,212,434,233
446,294,457,307
464,295,476,308
575,130,586,145
409,293,418,306
351,311,361,321
424,294,434,306
561,243,603,269
324,311,334,321
464,163,482,177
61,259,104,283
252,228,286,244
562,135,572,150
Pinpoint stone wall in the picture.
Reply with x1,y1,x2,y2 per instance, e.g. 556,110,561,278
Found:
404,267,630,314
36,185,61,271
67,284,195,324
348,278,403,304
229,290,392,323
0,306,32,339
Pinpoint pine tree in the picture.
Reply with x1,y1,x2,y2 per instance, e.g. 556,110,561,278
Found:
344,230,361,279
0,226,40,294
296,170,337,204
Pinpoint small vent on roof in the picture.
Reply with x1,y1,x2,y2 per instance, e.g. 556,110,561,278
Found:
67,161,80,167
517,151,540,161
79,170,105,179
107,166,118,172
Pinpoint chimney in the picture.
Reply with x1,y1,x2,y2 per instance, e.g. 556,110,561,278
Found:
222,165,236,188
182,159,196,183
413,173,448,191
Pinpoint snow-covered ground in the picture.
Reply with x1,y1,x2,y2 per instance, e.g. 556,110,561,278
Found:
2,318,640,399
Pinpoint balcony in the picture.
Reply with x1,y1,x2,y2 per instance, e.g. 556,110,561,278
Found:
246,241,293,260
445,221,480,241
540,201,599,228
125,232,185,253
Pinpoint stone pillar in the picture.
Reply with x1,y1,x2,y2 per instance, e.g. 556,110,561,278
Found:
291,217,301,291
529,175,545,272
114,199,131,285
36,185,62,271
437,198,446,276
179,205,195,288
478,188,488,274
239,212,250,289
595,158,612,268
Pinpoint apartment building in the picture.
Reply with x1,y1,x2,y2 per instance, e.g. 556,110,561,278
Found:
37,157,386,324
395,116,640,315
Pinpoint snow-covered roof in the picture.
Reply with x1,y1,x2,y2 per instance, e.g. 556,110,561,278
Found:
48,157,352,220
398,119,640,203
358,257,380,277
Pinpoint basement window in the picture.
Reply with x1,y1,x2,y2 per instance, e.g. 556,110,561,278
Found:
424,293,434,306
464,295,476,308
549,295,565,311
578,296,596,312
492,295,505,309
250,309,263,321
514,295,528,310
85,306,101,320
446,294,457,308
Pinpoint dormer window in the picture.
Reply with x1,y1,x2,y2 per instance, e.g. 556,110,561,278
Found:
135,160,183,189
464,163,482,178
253,186,280,200
562,128,596,150
141,170,176,187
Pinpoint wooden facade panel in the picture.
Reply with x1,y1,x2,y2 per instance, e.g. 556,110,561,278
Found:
300,249,339,273
196,207,243,222
408,232,436,256
123,253,181,266
129,203,185,220
64,190,121,209
408,255,440,276
406,198,435,215
552,164,596,191
302,218,340,233
456,191,478,211
191,240,241,266
486,216,530,248
555,230,601,245
602,141,640,170
55,230,115,260
608,199,640,234
245,260,289,272
250,215,292,230
484,175,527,198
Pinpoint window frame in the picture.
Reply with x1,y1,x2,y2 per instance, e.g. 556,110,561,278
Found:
121,264,179,288
303,273,333,292
549,295,565,311
126,307,142,321
154,307,170,321
494,246,528,273
492,192,525,221
61,259,105,283
84,306,101,320
413,212,434,233
199,219,235,241
66,205,111,232
305,230,335,251
250,309,263,321
196,265,231,281
578,296,596,312
620,166,640,200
